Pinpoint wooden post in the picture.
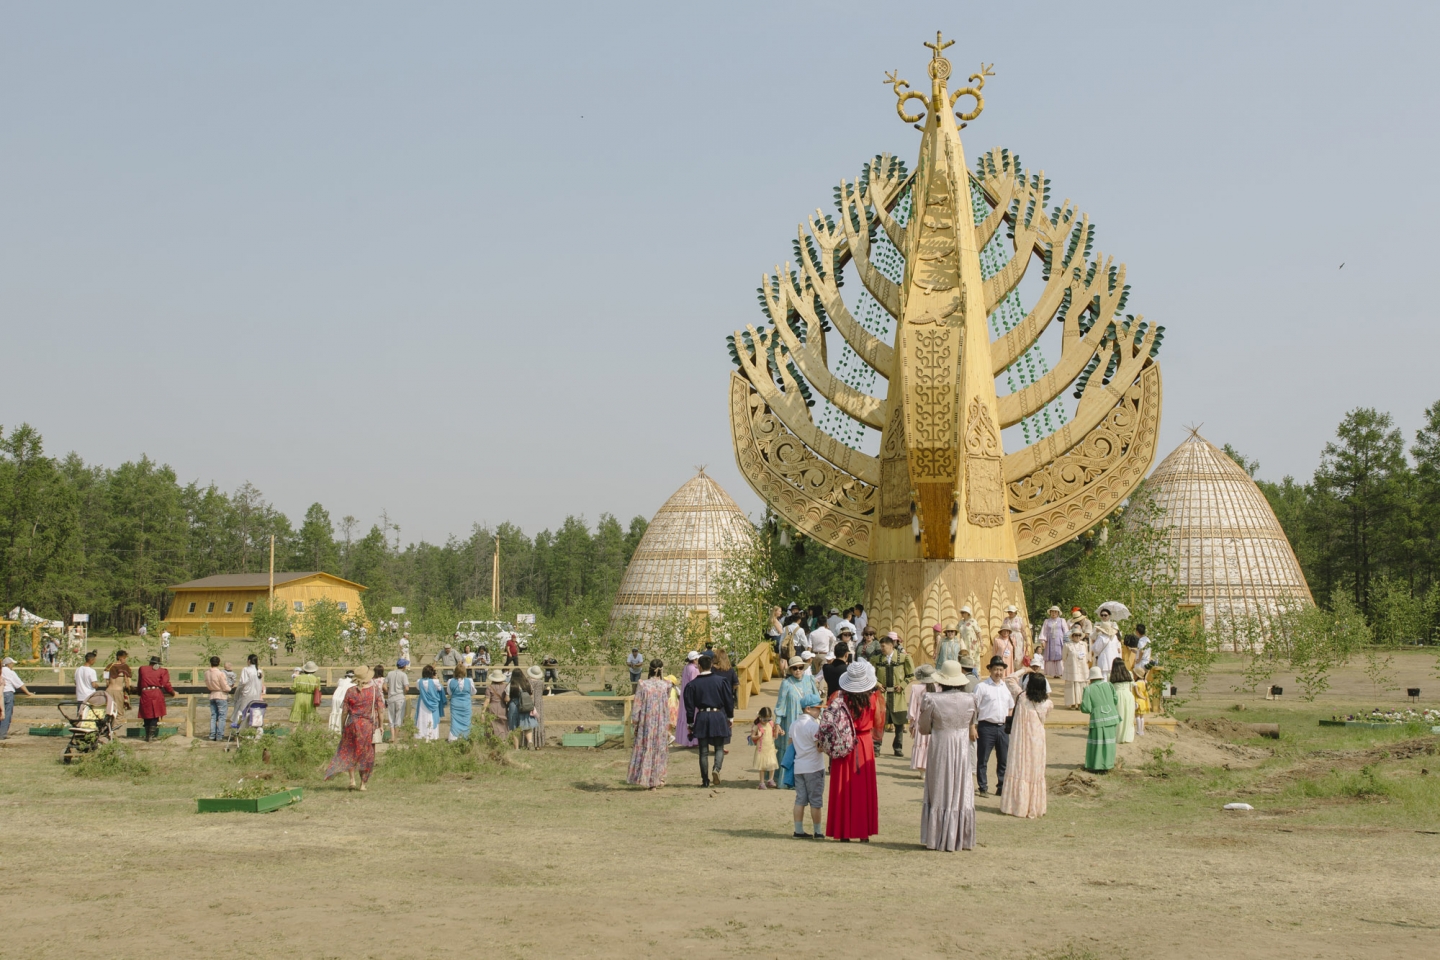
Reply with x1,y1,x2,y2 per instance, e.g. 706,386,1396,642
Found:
268,536,275,606
184,695,195,738
491,534,500,614
623,697,633,748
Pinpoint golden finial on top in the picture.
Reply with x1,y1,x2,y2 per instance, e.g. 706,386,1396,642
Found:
884,34,995,127
924,30,955,81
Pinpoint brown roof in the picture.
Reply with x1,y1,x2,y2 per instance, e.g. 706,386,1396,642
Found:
169,571,366,592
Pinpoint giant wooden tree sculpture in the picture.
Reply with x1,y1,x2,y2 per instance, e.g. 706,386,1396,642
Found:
727,34,1165,661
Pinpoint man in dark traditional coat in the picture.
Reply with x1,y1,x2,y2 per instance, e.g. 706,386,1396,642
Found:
137,656,175,741
682,655,733,787
869,633,915,756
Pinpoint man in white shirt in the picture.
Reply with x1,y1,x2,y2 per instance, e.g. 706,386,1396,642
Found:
74,650,100,708
2,656,34,740
788,692,826,839
160,630,171,664
826,608,844,636
853,604,867,636
973,656,1016,796
807,623,835,674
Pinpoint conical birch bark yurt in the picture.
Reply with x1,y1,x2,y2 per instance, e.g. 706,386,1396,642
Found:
1146,431,1313,644
606,470,755,648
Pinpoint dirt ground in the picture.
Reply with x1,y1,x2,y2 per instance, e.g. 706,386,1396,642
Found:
2,652,1438,960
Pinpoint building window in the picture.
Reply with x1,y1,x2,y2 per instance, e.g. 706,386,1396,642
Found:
294,601,304,612
187,602,196,614
337,601,348,613
244,601,254,613
225,602,234,613
206,602,215,613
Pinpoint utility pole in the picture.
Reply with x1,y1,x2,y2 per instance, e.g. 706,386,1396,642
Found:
269,535,275,605
491,533,501,614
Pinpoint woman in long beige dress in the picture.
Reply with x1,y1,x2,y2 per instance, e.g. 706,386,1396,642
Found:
485,669,508,740
918,661,979,852
1000,667,1053,819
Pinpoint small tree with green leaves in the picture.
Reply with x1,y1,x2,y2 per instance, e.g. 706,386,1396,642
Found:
195,621,227,665
711,524,773,656
248,598,293,647
1289,590,1371,700
299,597,347,665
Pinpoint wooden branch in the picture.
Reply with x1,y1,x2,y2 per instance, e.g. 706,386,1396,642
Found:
1001,321,1160,482
994,256,1124,425
800,217,895,378
731,324,881,485
981,178,1046,315
771,266,889,430
867,162,910,251
837,182,902,320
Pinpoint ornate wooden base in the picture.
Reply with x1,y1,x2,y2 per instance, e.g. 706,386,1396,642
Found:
863,558,1028,665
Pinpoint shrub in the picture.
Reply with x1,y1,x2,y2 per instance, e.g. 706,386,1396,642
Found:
70,741,152,780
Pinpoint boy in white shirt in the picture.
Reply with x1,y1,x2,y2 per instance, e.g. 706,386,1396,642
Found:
788,692,826,839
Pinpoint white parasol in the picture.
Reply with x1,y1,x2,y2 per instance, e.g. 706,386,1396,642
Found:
1097,601,1131,621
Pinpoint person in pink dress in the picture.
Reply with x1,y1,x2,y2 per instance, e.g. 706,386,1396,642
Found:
674,652,700,747
990,627,1016,676
907,664,935,771
1000,664,1053,818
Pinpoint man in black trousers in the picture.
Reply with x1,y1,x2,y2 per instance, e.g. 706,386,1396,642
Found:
682,654,734,787
972,655,1016,796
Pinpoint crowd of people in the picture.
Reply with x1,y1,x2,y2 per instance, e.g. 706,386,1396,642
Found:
626,599,1161,852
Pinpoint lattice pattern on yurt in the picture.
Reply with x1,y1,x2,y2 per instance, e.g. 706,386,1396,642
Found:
606,470,755,648
1146,432,1313,645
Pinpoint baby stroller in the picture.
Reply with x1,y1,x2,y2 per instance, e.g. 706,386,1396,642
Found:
58,691,118,764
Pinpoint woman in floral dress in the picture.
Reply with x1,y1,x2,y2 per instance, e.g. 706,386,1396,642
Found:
627,659,671,789
324,665,382,790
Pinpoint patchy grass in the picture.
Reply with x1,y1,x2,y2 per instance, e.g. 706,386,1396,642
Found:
69,741,153,781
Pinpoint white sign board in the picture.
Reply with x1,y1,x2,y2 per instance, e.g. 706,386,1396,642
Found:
515,613,536,625
391,606,406,615
72,613,90,624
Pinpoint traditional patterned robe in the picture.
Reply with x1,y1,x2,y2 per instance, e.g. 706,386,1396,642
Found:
627,677,670,787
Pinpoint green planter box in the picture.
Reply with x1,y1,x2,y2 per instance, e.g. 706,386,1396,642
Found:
125,726,179,739
599,723,625,739
197,787,303,814
28,726,69,737
562,732,607,748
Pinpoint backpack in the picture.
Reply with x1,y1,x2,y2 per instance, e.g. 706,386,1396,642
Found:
816,697,856,760
516,687,534,713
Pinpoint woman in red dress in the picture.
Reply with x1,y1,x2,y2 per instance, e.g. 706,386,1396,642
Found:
826,661,884,842
324,665,382,790
136,656,175,742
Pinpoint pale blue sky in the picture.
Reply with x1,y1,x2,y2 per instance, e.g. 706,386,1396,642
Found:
3,2,1437,542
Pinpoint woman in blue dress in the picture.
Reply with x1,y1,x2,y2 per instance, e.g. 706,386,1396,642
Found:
446,665,476,740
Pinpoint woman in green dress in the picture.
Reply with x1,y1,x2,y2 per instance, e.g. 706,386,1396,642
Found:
1111,660,1137,744
290,662,322,723
1079,665,1119,772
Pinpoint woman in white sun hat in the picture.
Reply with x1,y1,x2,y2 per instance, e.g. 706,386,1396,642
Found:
826,661,882,842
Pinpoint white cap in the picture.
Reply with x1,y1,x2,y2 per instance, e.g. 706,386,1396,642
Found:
686,651,700,662
800,651,814,661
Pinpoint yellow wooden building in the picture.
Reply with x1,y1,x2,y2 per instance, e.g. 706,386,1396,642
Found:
166,572,368,638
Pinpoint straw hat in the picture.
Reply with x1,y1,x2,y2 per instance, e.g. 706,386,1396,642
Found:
301,661,318,673
525,665,543,680
932,661,970,688
1070,624,1086,636
838,660,877,693
913,663,936,681
353,665,373,682
837,622,855,635
787,656,805,669
1048,606,1062,614
959,605,973,616
1005,604,1018,613
1088,666,1104,680
488,668,507,684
